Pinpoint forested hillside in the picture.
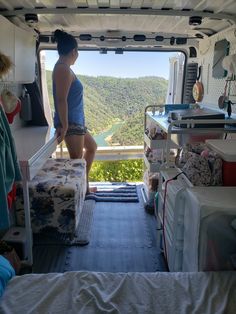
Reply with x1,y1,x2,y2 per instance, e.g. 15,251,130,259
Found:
46,71,168,145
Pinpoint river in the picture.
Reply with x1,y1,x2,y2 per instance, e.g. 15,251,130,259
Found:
94,122,123,146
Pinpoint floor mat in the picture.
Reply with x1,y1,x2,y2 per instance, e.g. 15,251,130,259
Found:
91,202,151,248
86,183,139,202
65,186,164,272
32,185,168,273
33,199,96,246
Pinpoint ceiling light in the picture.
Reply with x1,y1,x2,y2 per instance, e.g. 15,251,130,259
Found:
189,16,202,26
79,34,92,41
155,36,164,42
25,13,38,24
133,35,146,41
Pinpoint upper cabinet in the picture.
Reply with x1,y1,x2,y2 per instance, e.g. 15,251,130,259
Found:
0,15,36,83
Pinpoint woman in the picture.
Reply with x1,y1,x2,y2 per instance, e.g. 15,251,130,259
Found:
53,29,97,194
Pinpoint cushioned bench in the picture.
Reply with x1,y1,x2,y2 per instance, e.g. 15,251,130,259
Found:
15,158,87,235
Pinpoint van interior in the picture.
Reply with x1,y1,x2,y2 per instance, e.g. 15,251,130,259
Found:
0,1,236,313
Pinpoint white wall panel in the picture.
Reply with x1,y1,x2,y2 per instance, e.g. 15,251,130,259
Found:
198,27,236,114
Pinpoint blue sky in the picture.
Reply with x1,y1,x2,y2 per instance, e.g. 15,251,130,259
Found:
45,50,176,79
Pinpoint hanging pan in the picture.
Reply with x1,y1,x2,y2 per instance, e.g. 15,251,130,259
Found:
192,66,204,102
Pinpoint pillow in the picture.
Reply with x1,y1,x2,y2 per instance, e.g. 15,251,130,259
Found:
208,151,223,186
177,143,207,168
178,143,223,186
0,255,15,297
182,153,211,186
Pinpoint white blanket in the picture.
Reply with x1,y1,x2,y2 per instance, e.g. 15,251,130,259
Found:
0,271,235,314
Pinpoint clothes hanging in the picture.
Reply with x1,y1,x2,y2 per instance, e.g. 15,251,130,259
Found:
7,183,16,210
0,106,22,231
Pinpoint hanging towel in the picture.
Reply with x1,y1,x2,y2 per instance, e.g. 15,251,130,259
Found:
0,106,22,231
0,255,15,297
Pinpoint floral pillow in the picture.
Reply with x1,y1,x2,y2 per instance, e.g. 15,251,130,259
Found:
182,153,212,186
178,143,223,186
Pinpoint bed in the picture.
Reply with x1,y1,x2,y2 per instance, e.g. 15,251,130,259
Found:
0,270,236,313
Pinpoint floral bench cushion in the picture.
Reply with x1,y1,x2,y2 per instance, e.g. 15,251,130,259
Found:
15,158,87,234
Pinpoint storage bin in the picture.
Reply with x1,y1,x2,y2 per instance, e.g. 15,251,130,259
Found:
182,187,236,271
206,139,236,186
222,160,236,186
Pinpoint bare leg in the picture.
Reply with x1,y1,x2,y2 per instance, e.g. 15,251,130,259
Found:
83,132,97,193
64,132,97,193
64,134,84,159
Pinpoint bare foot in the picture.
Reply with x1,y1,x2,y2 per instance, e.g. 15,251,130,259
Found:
89,186,97,193
86,186,97,195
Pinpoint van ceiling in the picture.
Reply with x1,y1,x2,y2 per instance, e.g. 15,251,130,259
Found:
0,0,236,50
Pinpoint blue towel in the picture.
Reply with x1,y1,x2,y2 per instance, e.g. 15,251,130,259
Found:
0,255,15,297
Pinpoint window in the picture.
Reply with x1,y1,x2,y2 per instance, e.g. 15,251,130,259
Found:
40,50,185,148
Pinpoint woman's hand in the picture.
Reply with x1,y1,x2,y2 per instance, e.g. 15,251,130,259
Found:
56,125,68,143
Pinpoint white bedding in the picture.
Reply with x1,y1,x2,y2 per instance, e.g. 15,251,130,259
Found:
0,271,235,314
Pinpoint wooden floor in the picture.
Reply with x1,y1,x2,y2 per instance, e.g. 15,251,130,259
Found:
32,185,167,273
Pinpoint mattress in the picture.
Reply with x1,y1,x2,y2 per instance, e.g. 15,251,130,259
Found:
0,271,235,314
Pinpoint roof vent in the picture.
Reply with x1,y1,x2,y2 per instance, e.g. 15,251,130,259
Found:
189,16,202,26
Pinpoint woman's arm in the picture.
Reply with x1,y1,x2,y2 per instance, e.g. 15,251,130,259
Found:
54,64,73,142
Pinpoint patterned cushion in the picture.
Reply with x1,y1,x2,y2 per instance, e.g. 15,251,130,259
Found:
15,158,87,234
182,153,212,186
179,143,223,186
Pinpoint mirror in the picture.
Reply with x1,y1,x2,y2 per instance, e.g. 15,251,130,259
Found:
212,39,230,78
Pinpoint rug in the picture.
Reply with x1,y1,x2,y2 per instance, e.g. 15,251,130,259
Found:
33,199,96,246
85,183,139,202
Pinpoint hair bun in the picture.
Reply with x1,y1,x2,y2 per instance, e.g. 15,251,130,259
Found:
53,29,65,42
53,29,77,55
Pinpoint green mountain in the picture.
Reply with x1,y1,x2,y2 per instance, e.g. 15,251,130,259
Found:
46,71,168,145
111,111,144,146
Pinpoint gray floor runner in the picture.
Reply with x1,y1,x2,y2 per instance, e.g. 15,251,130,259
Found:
33,199,96,246
91,203,151,248
32,185,167,273
66,247,161,272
